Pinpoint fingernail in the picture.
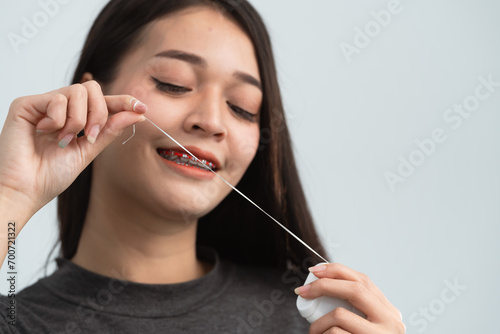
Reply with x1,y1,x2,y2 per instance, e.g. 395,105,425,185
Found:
294,284,311,296
87,125,101,144
133,100,148,113
309,264,327,273
58,134,74,149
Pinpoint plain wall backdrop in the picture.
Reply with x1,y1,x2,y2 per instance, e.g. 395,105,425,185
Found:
1,1,499,333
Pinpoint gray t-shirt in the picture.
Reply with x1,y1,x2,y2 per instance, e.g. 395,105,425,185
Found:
0,249,310,333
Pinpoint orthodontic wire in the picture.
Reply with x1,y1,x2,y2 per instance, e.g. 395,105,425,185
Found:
122,115,329,264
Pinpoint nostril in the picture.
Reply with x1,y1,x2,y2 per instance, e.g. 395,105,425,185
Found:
190,123,226,138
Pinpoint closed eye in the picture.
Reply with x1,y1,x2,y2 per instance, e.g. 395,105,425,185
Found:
152,77,257,122
227,102,258,122
152,77,191,95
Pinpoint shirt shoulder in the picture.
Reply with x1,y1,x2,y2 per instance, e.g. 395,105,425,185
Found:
0,275,73,334
0,295,16,334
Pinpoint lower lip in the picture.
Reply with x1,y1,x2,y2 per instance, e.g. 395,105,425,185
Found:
157,152,216,180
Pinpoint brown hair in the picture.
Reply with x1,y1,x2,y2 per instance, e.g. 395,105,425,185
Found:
58,0,327,273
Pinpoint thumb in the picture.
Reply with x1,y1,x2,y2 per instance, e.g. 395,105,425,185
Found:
76,111,146,161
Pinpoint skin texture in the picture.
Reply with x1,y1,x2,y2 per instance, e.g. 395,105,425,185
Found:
72,6,262,284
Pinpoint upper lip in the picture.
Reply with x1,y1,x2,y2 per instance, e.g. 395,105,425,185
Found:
157,145,221,170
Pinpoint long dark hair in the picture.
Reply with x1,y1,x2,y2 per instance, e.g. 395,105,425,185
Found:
58,0,327,273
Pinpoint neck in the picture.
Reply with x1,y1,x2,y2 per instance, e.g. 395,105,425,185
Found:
72,191,210,284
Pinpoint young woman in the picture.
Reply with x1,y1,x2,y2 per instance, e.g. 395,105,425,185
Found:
0,0,405,333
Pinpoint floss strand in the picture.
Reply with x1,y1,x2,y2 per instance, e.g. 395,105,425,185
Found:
122,116,329,264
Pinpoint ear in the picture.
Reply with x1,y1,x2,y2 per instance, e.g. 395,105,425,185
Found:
80,72,94,83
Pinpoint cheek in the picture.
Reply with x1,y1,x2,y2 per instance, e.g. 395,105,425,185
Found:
228,127,260,174
107,67,155,103
126,80,154,106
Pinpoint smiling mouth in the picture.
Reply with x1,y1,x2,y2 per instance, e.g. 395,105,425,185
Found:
157,149,218,172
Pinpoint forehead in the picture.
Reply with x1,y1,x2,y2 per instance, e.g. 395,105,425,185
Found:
136,6,260,79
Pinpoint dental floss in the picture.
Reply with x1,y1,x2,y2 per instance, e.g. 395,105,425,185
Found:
120,116,364,323
121,117,329,264
121,123,136,145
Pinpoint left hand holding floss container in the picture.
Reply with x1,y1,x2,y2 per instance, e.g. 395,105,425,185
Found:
296,263,366,323
123,112,365,323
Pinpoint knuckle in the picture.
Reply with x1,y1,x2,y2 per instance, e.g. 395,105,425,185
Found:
85,80,102,91
314,278,329,292
329,263,344,274
49,95,67,127
351,282,367,298
10,96,28,112
358,272,372,287
327,327,344,334
330,307,348,319
69,83,88,99
52,93,67,105
105,121,123,138
332,328,344,334
53,117,66,129
108,127,123,138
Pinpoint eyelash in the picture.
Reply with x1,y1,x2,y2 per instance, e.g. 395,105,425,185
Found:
153,77,190,95
226,102,258,122
152,77,258,122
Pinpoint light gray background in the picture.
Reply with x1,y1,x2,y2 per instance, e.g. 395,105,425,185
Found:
1,0,499,333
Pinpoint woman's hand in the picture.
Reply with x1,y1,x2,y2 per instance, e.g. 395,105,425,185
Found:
295,263,405,334
0,80,147,220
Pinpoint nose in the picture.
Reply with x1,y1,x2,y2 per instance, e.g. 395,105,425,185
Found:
183,90,227,140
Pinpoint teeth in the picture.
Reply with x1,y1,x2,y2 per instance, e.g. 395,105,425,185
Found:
158,149,216,171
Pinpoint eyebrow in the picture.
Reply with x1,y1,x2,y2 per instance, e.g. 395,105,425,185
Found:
155,49,207,67
154,49,262,91
233,72,262,91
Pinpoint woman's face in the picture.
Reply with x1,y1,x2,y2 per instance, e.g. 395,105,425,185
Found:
92,6,262,223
